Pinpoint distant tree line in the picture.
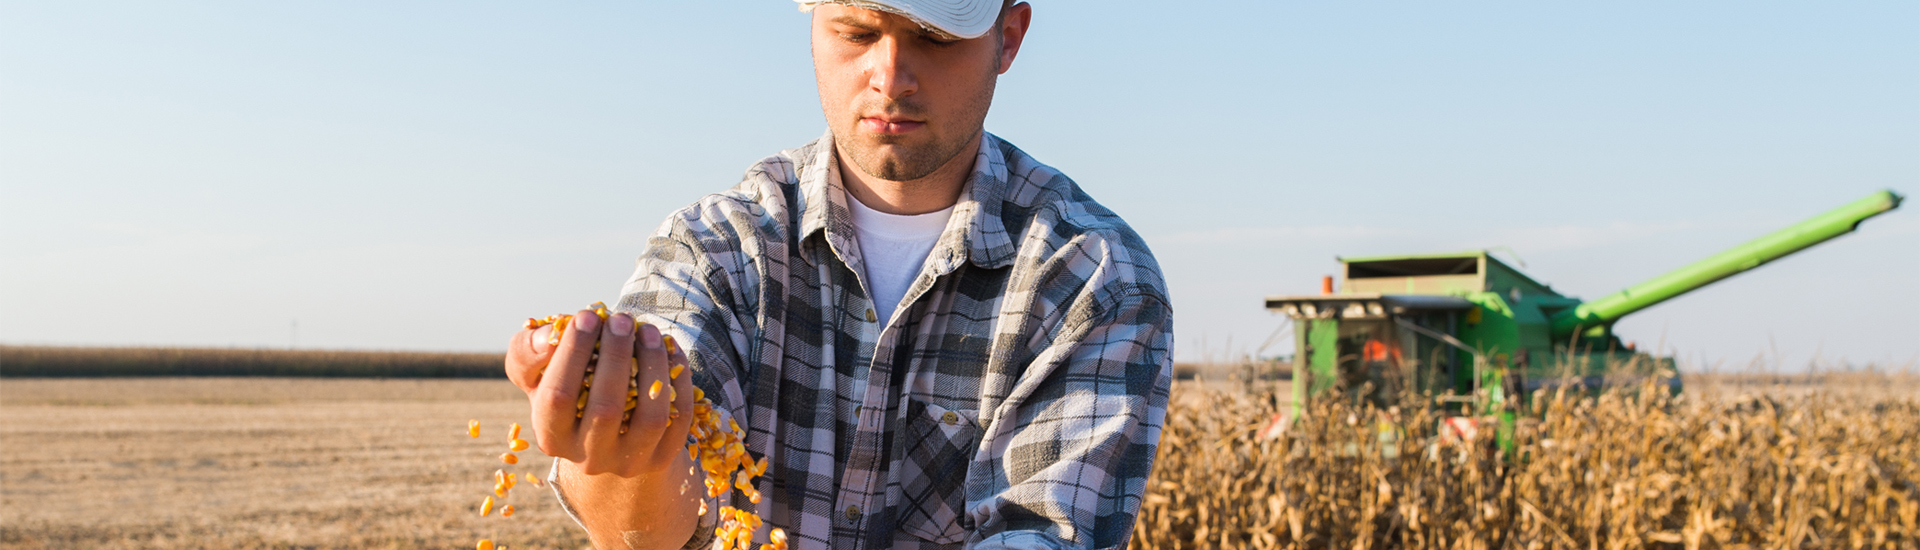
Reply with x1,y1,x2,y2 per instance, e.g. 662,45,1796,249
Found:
0,345,506,378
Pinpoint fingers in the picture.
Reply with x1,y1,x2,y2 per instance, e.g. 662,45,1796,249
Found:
532,310,600,461
621,323,676,467
504,326,556,394
647,332,698,470
579,313,639,468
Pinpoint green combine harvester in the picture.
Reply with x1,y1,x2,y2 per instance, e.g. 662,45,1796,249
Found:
1265,190,1904,431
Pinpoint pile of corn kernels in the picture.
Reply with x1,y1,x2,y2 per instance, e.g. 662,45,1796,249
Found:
471,303,785,550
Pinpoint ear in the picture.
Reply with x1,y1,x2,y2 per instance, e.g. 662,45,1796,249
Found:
996,2,1033,74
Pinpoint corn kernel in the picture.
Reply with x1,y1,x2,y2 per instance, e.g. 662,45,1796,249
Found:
502,504,515,517
468,419,480,438
477,540,494,550
508,423,521,441
518,303,780,548
481,496,494,517
525,473,542,487
502,452,518,465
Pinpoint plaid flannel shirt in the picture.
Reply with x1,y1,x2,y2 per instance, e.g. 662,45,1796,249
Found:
587,131,1172,550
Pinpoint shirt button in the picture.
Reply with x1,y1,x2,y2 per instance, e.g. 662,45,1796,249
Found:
941,411,959,425
865,309,877,322
845,505,862,522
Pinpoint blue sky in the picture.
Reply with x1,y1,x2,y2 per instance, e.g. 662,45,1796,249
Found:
3,1,1915,367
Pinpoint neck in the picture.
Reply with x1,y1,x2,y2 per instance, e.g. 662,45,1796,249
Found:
837,132,981,216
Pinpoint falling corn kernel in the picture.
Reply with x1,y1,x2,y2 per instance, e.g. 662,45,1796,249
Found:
649,380,664,400
501,452,518,465
468,419,481,438
481,496,495,517
509,438,529,452
477,540,494,550
508,423,521,440
525,473,542,487
502,504,516,517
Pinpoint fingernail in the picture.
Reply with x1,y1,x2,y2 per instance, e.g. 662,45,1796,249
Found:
639,323,662,349
611,314,634,337
575,311,600,334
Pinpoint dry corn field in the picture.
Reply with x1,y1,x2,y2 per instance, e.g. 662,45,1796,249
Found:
3,372,1915,549
1131,372,1920,550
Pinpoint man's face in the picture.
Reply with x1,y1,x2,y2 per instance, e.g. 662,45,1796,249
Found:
811,4,1017,182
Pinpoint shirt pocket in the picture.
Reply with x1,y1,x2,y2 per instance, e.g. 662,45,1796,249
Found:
896,400,981,545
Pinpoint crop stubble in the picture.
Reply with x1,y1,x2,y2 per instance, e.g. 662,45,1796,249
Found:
0,377,590,549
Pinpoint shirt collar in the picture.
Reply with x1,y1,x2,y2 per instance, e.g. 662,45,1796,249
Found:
795,130,1017,271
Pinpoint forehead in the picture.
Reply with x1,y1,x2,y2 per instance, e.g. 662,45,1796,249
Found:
811,3,940,34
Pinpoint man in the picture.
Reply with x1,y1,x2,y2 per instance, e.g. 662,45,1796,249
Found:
502,1,1172,548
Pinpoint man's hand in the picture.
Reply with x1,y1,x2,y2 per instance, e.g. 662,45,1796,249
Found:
505,310,704,549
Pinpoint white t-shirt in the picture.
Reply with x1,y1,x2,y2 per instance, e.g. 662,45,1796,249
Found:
846,192,953,325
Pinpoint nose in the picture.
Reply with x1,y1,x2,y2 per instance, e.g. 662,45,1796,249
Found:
866,34,918,101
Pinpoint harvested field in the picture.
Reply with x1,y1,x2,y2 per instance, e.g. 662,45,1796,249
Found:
0,377,588,549
4,373,1915,549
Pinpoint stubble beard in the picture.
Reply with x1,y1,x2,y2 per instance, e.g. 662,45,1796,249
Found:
839,73,997,183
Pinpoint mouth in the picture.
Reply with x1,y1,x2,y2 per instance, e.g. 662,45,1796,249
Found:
858,115,925,135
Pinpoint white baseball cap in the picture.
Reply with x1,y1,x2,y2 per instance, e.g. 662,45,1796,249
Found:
796,0,1002,40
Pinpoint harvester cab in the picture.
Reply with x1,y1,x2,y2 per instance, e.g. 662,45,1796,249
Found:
1266,190,1904,431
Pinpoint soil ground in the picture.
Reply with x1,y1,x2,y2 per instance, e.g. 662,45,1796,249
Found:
0,377,591,549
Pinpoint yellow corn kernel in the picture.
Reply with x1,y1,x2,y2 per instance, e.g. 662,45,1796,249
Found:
508,423,521,441
669,364,685,380
509,438,529,452
502,452,518,465
649,380,664,400
668,386,678,402
548,315,571,346
698,499,708,515
694,387,705,401
525,473,542,487
575,392,589,409
468,419,481,438
477,540,494,550
502,504,515,517
480,496,494,517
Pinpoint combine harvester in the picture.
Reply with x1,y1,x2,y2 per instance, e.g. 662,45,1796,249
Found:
1263,190,1903,446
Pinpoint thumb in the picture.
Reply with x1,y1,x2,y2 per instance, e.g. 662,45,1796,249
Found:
505,326,557,393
